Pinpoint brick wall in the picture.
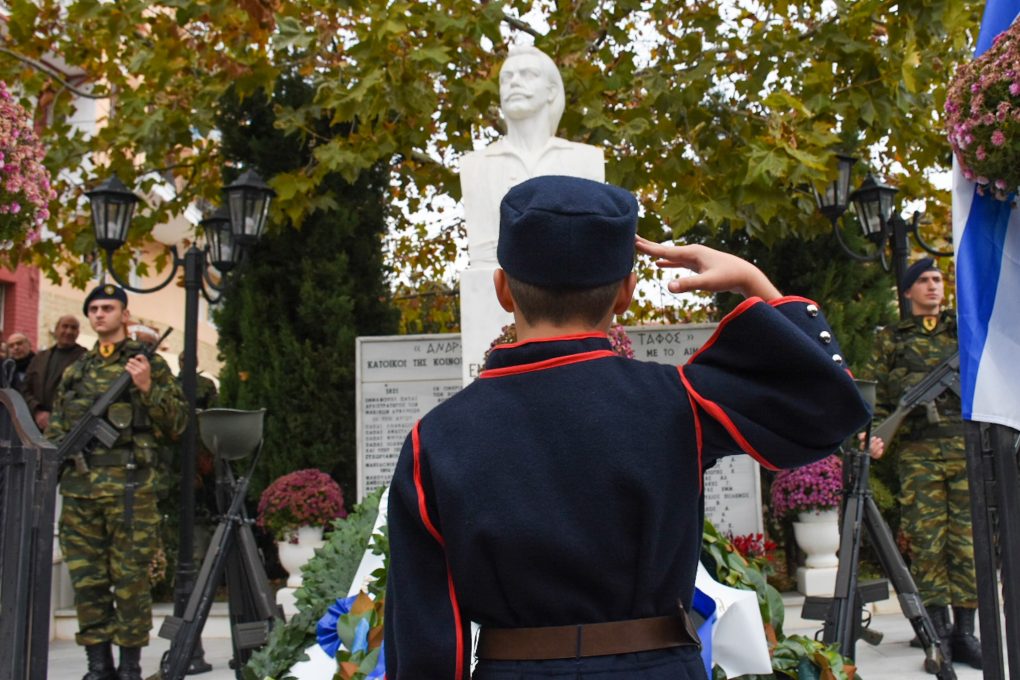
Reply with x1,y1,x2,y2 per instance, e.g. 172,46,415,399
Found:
0,265,41,348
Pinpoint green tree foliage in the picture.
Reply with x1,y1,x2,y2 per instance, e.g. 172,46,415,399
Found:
214,76,398,501
0,0,278,281
691,224,897,368
1,1,982,312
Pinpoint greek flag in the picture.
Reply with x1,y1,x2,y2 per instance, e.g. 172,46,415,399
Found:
952,0,1020,429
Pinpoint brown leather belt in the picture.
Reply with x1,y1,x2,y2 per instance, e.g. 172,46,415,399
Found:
476,607,701,661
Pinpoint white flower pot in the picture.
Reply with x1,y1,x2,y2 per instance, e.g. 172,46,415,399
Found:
276,526,325,588
793,508,840,568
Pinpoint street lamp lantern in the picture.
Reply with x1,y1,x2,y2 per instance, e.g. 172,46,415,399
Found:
200,206,240,274
814,155,953,319
850,174,898,244
813,153,857,221
223,170,275,246
86,175,141,252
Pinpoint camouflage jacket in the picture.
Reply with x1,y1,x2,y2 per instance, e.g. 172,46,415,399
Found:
47,338,187,499
179,371,218,410
860,309,961,442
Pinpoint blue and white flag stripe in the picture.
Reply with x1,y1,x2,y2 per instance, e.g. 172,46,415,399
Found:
952,0,1020,428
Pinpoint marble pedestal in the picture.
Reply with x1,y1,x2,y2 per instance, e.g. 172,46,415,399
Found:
276,587,299,617
458,266,513,385
797,566,838,596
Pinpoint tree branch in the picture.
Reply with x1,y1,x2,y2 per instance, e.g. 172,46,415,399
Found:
501,13,541,38
0,47,109,99
410,149,447,169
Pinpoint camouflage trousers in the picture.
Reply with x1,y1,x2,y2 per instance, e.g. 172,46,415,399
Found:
58,492,159,647
898,437,978,607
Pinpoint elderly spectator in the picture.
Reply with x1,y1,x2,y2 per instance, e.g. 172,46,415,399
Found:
21,315,87,431
7,332,35,391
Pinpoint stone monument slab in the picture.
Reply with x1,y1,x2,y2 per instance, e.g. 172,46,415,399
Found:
356,335,463,499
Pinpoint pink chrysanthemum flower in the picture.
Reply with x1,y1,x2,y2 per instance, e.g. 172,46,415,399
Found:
769,455,843,519
0,81,56,241
257,468,347,542
944,20,1020,200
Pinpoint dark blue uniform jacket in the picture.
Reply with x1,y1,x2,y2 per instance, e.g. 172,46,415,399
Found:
385,297,871,678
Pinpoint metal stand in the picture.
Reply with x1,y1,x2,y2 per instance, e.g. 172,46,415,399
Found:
964,421,1020,680
158,442,282,680
801,433,957,680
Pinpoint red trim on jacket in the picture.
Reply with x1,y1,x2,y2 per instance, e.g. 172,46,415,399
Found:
686,297,761,365
768,295,817,307
479,350,617,378
411,422,465,679
412,423,444,545
677,367,780,472
490,331,608,351
681,367,705,494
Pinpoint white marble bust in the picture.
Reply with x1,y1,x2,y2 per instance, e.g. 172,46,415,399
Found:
460,45,606,267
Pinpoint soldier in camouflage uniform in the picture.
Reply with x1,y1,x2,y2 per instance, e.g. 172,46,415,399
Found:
47,284,186,680
863,258,981,670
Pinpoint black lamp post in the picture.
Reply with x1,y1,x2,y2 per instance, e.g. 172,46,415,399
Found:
85,171,273,672
814,157,953,319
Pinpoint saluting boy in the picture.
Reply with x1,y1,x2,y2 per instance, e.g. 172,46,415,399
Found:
385,175,870,678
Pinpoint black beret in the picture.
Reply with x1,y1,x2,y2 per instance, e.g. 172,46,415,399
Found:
901,257,939,291
83,283,129,314
497,175,638,288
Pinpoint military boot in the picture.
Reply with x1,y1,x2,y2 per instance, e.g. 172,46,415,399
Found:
116,646,142,680
951,606,983,669
926,604,954,671
82,642,116,680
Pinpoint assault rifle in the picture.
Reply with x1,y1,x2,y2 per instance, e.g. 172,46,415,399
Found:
801,379,957,679
872,351,961,445
57,327,173,474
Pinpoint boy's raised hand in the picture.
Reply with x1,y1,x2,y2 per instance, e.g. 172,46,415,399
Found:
635,236,781,301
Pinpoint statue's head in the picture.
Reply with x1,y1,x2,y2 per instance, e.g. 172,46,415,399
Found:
499,45,565,137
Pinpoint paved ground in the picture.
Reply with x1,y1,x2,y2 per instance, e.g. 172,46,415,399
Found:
48,635,238,680
47,596,997,679
781,594,987,680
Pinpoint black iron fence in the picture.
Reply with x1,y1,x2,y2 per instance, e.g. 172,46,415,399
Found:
0,388,60,680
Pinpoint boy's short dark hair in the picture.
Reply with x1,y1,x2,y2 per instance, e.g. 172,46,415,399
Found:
507,276,622,327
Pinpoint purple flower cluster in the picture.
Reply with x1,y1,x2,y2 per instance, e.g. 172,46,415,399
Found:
945,20,1020,200
607,324,635,359
0,81,55,242
257,468,347,541
769,455,843,519
483,322,635,365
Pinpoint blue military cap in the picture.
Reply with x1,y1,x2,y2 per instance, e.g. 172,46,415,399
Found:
497,175,638,289
83,283,129,314
901,257,939,291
